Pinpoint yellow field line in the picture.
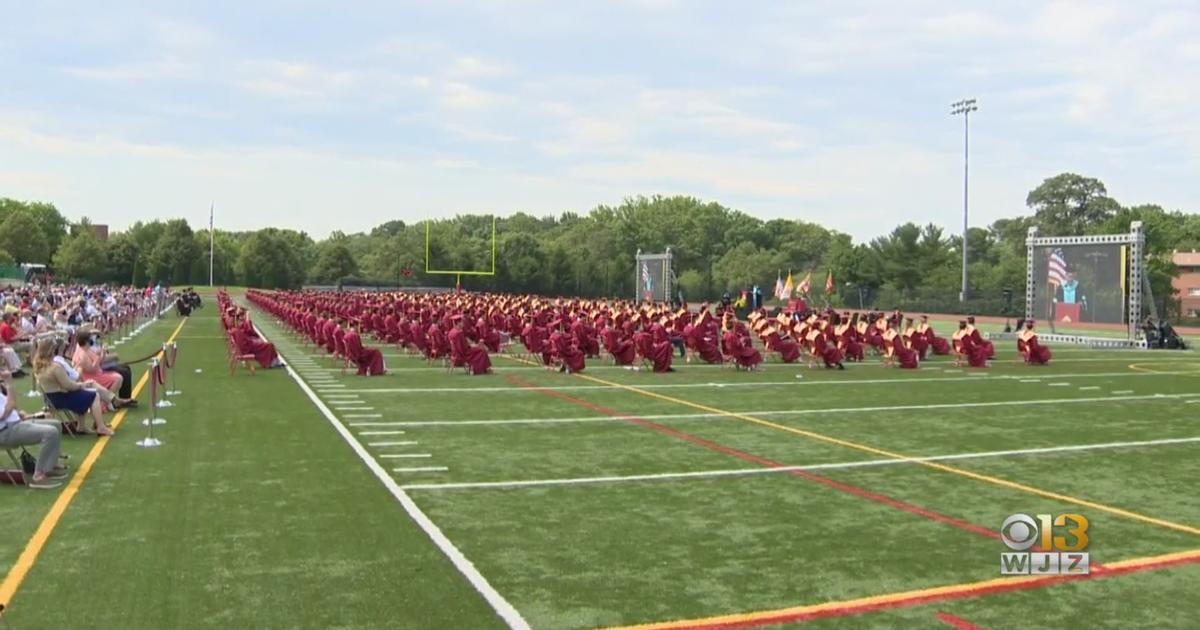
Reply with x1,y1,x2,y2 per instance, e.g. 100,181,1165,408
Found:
596,546,1200,630
572,371,1200,537
0,316,188,607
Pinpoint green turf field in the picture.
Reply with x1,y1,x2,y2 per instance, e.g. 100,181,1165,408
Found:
2,290,1198,629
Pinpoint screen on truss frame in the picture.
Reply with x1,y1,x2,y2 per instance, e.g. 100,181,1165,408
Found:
636,256,671,303
1031,243,1127,325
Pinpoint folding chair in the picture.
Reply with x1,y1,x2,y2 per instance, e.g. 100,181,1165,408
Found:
1,447,26,485
227,331,258,375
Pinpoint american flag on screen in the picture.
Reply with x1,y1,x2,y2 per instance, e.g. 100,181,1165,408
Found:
1048,248,1068,286
641,262,653,300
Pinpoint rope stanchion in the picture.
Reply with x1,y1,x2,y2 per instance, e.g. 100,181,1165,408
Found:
136,359,165,447
158,344,175,408
165,341,181,397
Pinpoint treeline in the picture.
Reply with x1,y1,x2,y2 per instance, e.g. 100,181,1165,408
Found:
4,172,1198,317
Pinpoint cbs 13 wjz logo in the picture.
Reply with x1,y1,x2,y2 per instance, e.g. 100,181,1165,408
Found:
1000,513,1090,575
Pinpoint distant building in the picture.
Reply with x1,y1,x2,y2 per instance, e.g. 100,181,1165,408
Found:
71,223,109,241
1173,252,1200,317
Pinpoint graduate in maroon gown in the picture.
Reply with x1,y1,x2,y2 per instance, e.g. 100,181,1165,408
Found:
966,316,995,359
230,324,283,368
1017,320,1052,365
918,315,951,355
953,321,989,368
549,320,586,373
762,318,801,363
426,322,449,361
647,323,675,373
882,327,918,369
902,318,929,360
722,318,763,370
691,312,724,364
448,316,493,375
836,314,864,362
601,321,636,365
343,323,386,375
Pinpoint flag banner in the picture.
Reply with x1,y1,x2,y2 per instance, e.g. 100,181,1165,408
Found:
825,271,834,295
797,272,812,295
774,273,785,300
783,272,795,299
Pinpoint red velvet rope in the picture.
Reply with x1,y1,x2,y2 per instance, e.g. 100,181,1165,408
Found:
155,360,167,386
149,361,159,399
162,343,175,369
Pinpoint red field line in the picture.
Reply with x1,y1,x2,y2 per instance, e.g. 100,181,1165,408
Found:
936,611,987,630
504,375,999,541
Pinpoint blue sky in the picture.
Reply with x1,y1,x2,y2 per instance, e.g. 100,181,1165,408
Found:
1,1,1197,241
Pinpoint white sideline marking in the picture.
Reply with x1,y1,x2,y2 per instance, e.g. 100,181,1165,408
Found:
335,406,375,410
309,355,1198,371
344,370,1182,394
393,467,449,473
1189,400,1200,404
359,430,407,435
349,392,1200,427
1020,379,1041,383
250,319,530,629
382,453,433,459
1048,382,1071,387
370,440,414,446
402,436,1200,492
323,394,361,399
1112,390,1134,394
344,414,383,419
1078,386,1101,391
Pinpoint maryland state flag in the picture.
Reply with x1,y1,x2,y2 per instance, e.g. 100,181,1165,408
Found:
825,271,834,296
796,272,812,295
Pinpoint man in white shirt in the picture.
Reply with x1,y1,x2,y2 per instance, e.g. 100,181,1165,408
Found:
0,371,65,489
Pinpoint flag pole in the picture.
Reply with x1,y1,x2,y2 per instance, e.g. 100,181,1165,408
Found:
208,202,215,286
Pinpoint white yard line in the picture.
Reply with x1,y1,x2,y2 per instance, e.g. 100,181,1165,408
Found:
344,414,383,419
359,430,408,435
343,370,1189,394
381,453,434,459
402,436,1200,492
346,392,1200,427
250,317,529,629
369,440,415,446
1112,390,1134,395
393,467,449,473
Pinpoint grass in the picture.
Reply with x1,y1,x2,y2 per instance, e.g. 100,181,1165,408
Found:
1,288,1198,629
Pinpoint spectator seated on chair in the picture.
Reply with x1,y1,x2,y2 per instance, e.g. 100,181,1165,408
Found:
48,338,133,410
0,371,66,489
71,324,130,401
33,340,114,435
0,313,30,374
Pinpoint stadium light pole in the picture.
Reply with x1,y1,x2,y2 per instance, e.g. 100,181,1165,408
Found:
951,98,977,302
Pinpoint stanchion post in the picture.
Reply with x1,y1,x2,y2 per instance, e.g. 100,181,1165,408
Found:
136,359,164,447
166,342,181,397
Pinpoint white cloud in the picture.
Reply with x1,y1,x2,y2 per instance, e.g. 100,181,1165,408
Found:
437,81,507,110
449,55,513,78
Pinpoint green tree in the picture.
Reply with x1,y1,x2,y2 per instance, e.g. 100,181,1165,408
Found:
1026,173,1120,236
310,241,360,283
0,210,50,263
145,219,198,284
53,231,108,282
